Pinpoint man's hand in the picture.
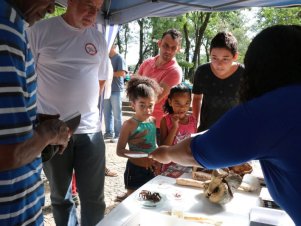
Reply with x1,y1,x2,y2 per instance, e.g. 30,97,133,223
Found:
0,115,71,171
151,160,163,175
36,113,60,122
37,118,70,154
149,145,172,164
149,138,199,167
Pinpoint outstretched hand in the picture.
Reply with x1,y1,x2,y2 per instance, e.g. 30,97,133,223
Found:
149,138,199,167
149,145,172,164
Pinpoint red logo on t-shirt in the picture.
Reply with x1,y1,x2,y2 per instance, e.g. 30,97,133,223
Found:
85,43,97,55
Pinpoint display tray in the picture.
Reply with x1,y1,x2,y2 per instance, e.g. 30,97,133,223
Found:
135,191,166,208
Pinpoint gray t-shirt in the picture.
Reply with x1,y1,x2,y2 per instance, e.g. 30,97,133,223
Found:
110,53,127,92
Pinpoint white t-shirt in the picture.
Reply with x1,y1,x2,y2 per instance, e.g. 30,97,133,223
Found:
28,16,109,134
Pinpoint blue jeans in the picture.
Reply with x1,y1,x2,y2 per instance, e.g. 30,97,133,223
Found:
103,91,122,137
43,132,105,226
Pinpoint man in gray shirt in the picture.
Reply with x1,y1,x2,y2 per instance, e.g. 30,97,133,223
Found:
103,44,128,142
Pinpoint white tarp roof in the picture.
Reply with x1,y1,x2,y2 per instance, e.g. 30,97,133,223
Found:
56,0,301,24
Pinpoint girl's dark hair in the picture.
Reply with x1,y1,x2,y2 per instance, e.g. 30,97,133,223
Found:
126,76,161,101
239,25,301,102
163,84,191,114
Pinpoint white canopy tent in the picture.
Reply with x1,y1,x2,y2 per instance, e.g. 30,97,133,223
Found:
54,0,301,48
56,0,301,25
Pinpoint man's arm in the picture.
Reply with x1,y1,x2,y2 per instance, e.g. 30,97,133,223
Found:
97,32,110,98
113,54,127,77
192,94,203,127
114,70,126,77
1,24,70,171
99,80,106,95
150,137,200,166
157,68,182,103
156,82,170,103
0,119,70,171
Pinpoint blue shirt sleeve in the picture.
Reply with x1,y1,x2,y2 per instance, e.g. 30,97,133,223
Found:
190,102,272,169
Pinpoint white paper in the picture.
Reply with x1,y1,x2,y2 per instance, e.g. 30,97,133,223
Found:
249,207,295,226
124,153,148,158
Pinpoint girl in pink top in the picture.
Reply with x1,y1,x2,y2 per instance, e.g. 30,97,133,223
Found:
160,84,197,172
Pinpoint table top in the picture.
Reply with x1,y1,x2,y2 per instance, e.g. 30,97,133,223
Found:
98,174,262,226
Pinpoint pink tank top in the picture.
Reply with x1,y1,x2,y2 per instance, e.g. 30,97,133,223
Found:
161,114,197,173
165,114,197,145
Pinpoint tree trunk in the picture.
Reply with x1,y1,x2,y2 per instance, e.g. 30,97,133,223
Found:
188,12,211,80
152,34,158,57
134,19,145,73
116,32,122,53
123,24,129,60
204,39,210,62
183,20,191,79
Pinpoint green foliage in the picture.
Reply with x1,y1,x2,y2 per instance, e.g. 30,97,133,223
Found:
202,10,251,64
256,7,301,29
33,4,301,87
117,7,257,80
178,60,194,70
128,65,136,72
150,17,183,40
45,5,66,19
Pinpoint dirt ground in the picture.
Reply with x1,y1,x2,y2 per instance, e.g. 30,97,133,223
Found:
43,117,129,225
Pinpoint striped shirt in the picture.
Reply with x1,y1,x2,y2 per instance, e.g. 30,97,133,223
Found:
0,1,44,225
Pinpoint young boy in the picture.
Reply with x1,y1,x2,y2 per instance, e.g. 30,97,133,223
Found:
192,31,244,132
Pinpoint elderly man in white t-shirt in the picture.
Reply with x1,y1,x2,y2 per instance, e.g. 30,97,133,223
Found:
27,0,108,225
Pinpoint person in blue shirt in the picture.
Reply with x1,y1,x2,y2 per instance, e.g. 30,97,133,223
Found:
103,44,128,177
0,0,70,225
150,25,301,225
103,44,128,142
